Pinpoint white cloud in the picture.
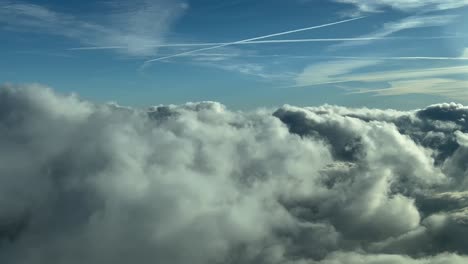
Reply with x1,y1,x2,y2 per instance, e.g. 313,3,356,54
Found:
462,48,468,58
295,60,468,101
455,131,468,146
295,60,380,86
355,78,468,101
296,60,468,86
335,0,468,13
332,14,458,49
0,0,187,56
341,65,468,83
1,84,468,263
316,252,468,264
374,15,457,37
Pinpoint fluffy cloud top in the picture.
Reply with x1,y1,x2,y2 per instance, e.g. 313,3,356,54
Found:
0,84,467,264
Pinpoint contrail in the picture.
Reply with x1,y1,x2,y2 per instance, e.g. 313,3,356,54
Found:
69,37,387,51
232,36,461,44
270,55,468,61
324,55,468,61
142,16,367,66
69,36,462,51
69,44,219,50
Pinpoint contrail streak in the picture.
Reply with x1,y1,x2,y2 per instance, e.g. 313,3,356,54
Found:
324,56,468,61
268,55,468,61
69,36,461,51
69,37,385,51
232,36,461,44
142,16,367,66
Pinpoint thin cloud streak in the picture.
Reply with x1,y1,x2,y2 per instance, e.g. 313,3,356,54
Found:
142,16,367,66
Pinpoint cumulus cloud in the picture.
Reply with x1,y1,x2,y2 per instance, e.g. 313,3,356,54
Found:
0,84,468,263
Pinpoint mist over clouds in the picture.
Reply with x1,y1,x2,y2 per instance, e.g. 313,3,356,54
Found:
0,84,467,264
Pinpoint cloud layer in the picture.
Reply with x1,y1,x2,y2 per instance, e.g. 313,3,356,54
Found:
0,84,467,263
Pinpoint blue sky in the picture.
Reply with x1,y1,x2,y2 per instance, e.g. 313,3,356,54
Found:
1,0,468,109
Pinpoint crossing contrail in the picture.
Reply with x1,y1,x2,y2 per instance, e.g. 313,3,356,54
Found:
69,35,461,51
141,16,367,66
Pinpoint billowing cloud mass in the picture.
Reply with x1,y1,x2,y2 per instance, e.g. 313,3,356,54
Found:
0,84,468,264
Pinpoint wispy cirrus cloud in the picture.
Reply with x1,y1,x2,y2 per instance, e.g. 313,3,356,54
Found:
332,0,465,49
294,58,468,101
354,78,468,100
335,0,468,13
176,46,294,81
296,62,468,86
369,15,458,37
295,60,380,86
0,0,187,56
332,14,458,49
202,62,293,80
